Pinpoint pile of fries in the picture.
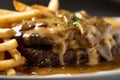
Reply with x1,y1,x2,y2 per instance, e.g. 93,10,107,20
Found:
0,0,59,76
0,29,25,76
0,0,59,28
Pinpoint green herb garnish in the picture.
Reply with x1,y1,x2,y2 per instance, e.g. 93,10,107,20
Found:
62,23,68,28
72,15,84,22
62,15,85,28
70,15,85,27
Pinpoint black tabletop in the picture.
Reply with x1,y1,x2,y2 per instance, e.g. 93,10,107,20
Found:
0,0,120,17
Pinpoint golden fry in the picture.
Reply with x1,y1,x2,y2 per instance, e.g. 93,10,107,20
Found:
0,57,25,70
8,49,21,61
14,0,53,12
0,39,18,52
32,5,53,12
0,52,5,60
13,0,32,12
0,9,17,15
48,0,59,11
0,28,15,39
0,10,49,24
6,68,16,76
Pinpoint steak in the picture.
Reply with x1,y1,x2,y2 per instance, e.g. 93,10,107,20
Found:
13,10,120,67
18,45,88,67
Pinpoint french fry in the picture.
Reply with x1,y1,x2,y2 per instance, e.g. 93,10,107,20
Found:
14,0,53,12
0,39,18,52
48,0,59,11
0,23,15,28
0,28,16,39
0,10,53,24
32,5,53,12
13,0,32,12
13,0,54,18
0,9,17,15
0,52,5,60
0,57,25,70
8,49,21,61
6,68,16,76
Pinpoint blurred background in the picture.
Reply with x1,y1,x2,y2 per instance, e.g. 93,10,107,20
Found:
0,0,119,17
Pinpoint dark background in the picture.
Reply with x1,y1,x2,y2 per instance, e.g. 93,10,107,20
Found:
0,0,120,17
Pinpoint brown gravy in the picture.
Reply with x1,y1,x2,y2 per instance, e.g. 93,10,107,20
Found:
13,18,120,76
8,18,120,76
17,56,120,76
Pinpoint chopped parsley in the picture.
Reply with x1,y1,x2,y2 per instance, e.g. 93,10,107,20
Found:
62,23,68,28
70,15,85,27
72,15,84,22
62,15,85,28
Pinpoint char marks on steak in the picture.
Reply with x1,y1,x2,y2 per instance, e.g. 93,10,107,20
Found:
18,47,88,67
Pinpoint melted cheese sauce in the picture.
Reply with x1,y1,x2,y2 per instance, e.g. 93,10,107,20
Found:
17,56,120,76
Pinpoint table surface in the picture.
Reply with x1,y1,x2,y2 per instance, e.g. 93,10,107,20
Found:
0,0,120,17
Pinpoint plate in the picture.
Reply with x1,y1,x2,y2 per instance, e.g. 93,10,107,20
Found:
0,17,120,80
1,69,120,80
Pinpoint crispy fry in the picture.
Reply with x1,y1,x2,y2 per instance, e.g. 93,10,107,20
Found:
13,0,32,12
32,5,53,12
0,24,13,28
0,57,25,70
8,49,21,61
48,0,59,11
0,39,18,52
0,28,16,39
6,68,16,76
0,10,53,24
14,0,53,12
0,9,17,15
0,52,5,60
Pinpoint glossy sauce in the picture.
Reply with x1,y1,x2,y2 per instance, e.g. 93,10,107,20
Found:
18,56,120,76
13,18,120,76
